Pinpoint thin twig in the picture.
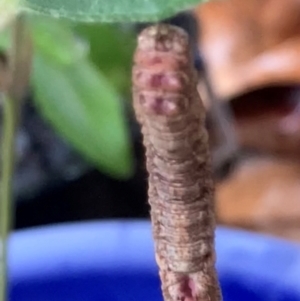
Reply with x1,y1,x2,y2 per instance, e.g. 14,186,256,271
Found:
0,14,32,301
0,92,17,301
8,14,33,112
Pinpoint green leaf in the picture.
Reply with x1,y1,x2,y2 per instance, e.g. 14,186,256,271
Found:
31,24,133,179
75,23,135,97
20,0,203,23
29,17,88,65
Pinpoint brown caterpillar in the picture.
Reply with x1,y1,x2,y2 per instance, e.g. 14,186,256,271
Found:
132,24,222,301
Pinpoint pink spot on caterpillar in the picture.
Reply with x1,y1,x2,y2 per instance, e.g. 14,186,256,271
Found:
151,56,163,65
149,73,184,91
151,74,164,88
139,94,178,116
134,51,188,70
134,69,185,92
179,277,197,301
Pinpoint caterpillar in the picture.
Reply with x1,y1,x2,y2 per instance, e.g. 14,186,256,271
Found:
132,24,222,301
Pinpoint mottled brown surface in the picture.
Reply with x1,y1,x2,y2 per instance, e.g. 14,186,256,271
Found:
191,0,300,243
194,0,300,99
216,157,300,242
133,24,221,301
230,86,300,158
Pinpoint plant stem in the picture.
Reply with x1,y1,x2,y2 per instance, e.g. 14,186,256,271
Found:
0,14,32,301
9,14,33,112
0,93,17,301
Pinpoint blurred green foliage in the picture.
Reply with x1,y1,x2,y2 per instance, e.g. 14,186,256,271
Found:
75,24,135,98
1,17,135,179
0,30,9,50
2,0,207,179
0,0,19,29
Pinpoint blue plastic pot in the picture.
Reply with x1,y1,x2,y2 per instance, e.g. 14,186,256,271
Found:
8,221,300,301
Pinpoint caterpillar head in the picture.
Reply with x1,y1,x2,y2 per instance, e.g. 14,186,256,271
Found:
137,24,189,54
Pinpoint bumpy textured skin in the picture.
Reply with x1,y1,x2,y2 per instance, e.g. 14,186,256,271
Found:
132,24,222,301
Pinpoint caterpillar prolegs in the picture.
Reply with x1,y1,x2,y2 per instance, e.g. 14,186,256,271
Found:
132,24,222,301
